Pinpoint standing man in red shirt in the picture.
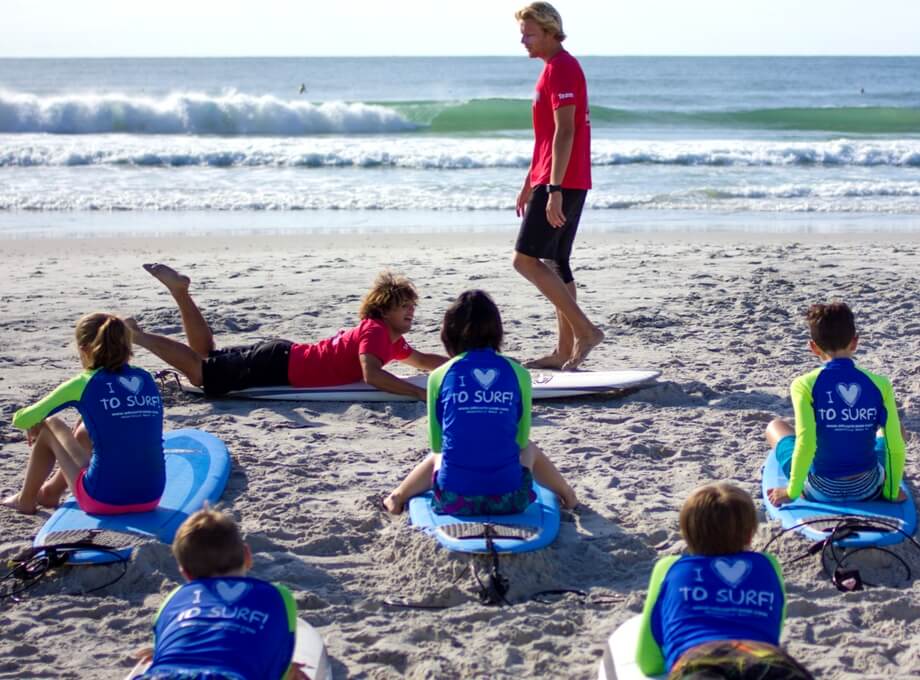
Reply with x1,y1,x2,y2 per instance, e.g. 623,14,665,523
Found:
513,2,604,371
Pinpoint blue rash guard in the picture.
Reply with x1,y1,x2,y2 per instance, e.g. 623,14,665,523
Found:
636,552,786,675
787,357,905,501
143,577,297,680
12,366,165,506
429,349,532,497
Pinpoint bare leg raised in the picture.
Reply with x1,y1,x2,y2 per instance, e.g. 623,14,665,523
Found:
143,263,215,356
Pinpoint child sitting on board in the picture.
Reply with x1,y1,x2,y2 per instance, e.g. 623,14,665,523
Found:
636,483,813,679
766,302,907,506
383,289,577,515
4,313,165,515
128,508,306,680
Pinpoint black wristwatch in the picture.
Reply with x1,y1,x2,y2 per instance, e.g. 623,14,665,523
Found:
546,184,563,193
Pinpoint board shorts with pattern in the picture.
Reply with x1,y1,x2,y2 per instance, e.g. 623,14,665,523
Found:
432,468,537,516
669,640,814,680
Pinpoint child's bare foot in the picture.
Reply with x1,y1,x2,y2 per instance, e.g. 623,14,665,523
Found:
562,327,605,371
143,263,190,293
36,484,63,509
2,493,36,515
524,352,567,370
383,491,405,514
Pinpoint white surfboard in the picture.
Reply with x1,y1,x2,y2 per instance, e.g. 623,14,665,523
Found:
180,369,660,402
124,617,331,680
597,615,665,680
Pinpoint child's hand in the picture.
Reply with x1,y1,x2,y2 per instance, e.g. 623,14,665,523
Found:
894,488,908,503
286,663,310,680
132,645,153,663
767,487,792,506
26,423,44,446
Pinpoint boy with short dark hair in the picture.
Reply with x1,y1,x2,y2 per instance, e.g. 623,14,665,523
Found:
636,483,812,679
766,302,907,506
129,509,303,680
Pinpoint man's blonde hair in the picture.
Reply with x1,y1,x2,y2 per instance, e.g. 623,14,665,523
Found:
172,508,246,579
515,2,566,41
359,271,418,320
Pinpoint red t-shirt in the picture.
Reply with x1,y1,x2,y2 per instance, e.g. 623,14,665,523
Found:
287,318,413,387
529,50,592,190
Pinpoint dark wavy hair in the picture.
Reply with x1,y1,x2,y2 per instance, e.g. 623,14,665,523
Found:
806,302,856,352
440,290,503,357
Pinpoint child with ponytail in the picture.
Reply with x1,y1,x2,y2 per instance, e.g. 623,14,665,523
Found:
3,313,165,515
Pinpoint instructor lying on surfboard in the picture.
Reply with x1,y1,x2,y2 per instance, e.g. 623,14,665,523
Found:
128,264,447,400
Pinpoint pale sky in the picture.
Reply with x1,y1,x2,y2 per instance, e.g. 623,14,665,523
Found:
2,0,918,58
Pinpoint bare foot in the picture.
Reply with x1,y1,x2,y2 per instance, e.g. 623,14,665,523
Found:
383,491,404,515
524,352,567,370
143,263,190,293
562,327,605,371
36,484,63,509
2,493,36,515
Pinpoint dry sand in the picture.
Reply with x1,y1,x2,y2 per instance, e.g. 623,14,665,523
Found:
1,230,918,679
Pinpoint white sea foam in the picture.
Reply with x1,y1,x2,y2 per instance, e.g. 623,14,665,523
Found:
0,90,416,135
2,133,919,168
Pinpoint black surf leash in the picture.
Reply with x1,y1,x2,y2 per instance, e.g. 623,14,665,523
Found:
384,523,587,610
1,541,130,602
765,515,920,592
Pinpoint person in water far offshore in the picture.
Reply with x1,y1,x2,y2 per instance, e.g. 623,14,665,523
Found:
129,264,447,400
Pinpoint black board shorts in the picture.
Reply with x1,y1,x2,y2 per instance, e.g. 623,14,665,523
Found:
200,339,293,397
514,185,587,284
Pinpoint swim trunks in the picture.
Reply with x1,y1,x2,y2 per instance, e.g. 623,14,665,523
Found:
670,640,813,680
775,435,885,502
433,467,536,516
200,340,293,397
515,184,587,284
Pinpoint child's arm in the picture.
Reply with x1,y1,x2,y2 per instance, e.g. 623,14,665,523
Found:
400,349,448,371
875,377,906,501
636,556,678,676
11,372,93,431
510,360,533,450
786,376,819,500
764,552,787,635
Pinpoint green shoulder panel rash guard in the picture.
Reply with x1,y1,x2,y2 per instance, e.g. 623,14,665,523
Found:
787,368,821,500
12,370,97,430
636,555,679,675
788,360,906,501
860,368,906,500
427,354,464,453
508,357,532,449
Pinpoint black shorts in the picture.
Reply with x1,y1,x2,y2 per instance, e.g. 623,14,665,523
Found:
200,339,293,397
514,185,587,284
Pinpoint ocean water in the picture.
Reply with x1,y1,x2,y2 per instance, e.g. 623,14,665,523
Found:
1,57,919,237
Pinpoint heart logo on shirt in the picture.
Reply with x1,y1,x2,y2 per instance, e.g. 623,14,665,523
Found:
118,375,143,395
472,368,499,390
712,558,752,588
836,382,861,408
215,580,250,603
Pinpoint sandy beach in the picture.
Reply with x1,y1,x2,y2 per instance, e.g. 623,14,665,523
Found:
1,230,918,679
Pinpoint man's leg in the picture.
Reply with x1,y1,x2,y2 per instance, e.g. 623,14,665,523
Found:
513,252,603,370
143,263,215,356
526,260,577,369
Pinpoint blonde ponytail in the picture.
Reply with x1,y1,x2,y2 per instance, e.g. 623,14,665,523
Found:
75,313,133,371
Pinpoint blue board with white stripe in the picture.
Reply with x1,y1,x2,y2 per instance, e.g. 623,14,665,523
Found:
761,447,916,547
408,481,560,554
34,429,230,564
